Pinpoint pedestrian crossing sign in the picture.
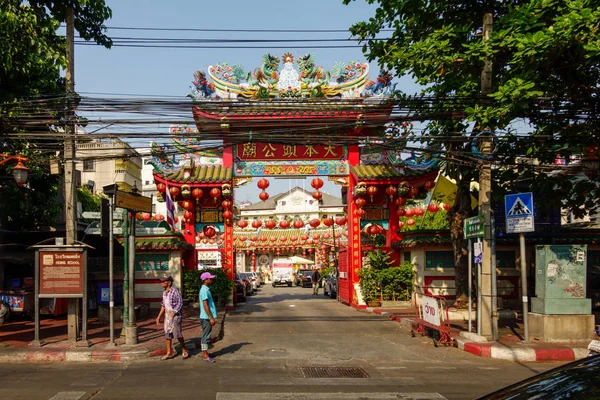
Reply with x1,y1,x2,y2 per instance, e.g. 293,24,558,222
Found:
505,192,534,233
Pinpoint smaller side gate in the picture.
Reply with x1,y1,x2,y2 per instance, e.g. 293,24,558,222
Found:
411,292,453,347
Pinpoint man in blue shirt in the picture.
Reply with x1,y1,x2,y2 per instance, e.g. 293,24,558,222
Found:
199,271,218,363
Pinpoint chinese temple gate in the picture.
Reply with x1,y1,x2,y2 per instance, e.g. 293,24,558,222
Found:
151,53,439,307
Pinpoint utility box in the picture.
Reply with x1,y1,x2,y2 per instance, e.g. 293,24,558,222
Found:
531,245,591,315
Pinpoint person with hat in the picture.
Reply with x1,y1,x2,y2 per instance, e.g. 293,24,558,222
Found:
156,274,189,360
199,271,218,363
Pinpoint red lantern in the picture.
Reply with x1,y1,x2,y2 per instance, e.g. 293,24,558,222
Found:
237,220,249,229
183,210,193,220
313,233,321,240
257,178,270,190
312,191,322,201
355,209,365,217
395,197,407,207
191,188,203,200
203,226,216,238
250,235,258,242
367,225,378,235
270,236,277,242
414,207,425,216
323,233,331,239
181,200,194,211
259,191,269,201
343,230,348,237
406,218,416,226
385,185,397,199
280,236,288,242
428,203,440,213
293,219,305,229
251,219,263,229
259,236,267,242
169,186,180,197
154,214,165,221
290,236,298,242
222,199,233,209
279,220,290,229
209,187,221,203
308,219,319,228
354,197,366,208
265,219,276,229
323,217,334,227
397,208,406,217
335,216,347,226
223,210,233,220
311,178,324,190
366,185,378,201
174,216,179,223
398,221,405,229
443,203,451,211
301,234,309,241
157,183,166,193
408,186,419,198
424,180,435,191
142,213,151,221
405,208,415,217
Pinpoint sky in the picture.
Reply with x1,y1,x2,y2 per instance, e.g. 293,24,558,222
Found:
72,0,420,203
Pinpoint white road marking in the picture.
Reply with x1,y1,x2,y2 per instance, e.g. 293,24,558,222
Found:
289,305,296,307
477,367,501,370
217,393,447,400
376,366,408,369
48,392,86,400
424,366,457,370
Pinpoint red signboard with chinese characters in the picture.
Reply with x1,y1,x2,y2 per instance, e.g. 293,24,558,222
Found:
39,251,84,296
237,143,344,161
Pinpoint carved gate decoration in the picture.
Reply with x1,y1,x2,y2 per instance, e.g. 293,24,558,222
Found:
151,53,440,308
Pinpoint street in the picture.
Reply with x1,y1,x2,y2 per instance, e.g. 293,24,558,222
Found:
0,284,557,400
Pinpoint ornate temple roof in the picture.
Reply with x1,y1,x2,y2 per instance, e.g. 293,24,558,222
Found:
351,164,439,183
154,165,232,185
233,227,347,249
117,234,194,251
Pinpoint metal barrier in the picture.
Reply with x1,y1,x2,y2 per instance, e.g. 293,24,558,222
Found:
411,292,453,347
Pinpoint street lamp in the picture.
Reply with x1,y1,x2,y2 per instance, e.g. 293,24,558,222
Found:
0,154,30,186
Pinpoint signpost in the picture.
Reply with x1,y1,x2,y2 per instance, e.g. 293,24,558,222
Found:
464,215,484,333
115,190,152,213
505,192,535,342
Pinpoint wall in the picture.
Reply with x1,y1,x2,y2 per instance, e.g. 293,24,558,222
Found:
134,250,181,308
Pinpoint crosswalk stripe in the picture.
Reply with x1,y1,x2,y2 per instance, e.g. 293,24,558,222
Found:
48,392,86,400
216,393,447,400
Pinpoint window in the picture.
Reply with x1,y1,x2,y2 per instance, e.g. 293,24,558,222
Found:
83,159,94,171
145,180,150,185
496,251,516,269
403,252,411,263
425,251,454,269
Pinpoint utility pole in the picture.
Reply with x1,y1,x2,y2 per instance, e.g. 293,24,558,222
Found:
478,12,494,339
64,6,79,342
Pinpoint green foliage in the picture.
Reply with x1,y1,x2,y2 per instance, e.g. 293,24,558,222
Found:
358,257,414,302
400,208,450,232
77,186,104,213
183,269,235,307
366,250,394,270
0,1,112,231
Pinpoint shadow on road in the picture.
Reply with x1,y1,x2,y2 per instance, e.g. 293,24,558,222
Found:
212,341,252,357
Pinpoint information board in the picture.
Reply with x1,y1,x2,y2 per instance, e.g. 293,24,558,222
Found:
39,251,84,297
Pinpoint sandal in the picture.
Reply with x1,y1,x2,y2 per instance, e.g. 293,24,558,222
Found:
202,357,215,363
161,353,176,360
182,351,190,359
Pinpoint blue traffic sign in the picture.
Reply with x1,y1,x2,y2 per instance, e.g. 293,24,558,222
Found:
505,192,534,233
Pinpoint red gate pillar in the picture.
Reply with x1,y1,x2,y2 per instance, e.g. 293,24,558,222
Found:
222,144,235,281
347,144,362,307
386,197,402,247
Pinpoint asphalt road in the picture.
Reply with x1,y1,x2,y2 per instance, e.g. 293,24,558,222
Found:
0,284,560,400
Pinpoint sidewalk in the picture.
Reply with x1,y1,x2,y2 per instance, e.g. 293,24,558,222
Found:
0,306,225,363
359,305,593,363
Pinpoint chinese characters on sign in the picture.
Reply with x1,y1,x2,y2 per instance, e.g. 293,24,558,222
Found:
39,251,84,296
237,143,344,161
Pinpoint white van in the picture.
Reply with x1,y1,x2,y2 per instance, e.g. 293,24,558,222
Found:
271,258,293,287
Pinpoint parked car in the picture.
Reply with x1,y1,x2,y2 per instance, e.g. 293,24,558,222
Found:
235,273,252,297
295,269,313,288
251,271,263,286
240,272,258,291
323,269,338,299
234,277,247,303
478,354,600,399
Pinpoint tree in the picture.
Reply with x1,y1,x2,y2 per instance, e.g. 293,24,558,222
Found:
344,0,600,306
0,0,112,230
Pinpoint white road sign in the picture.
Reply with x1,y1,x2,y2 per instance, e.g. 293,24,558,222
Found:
505,192,534,233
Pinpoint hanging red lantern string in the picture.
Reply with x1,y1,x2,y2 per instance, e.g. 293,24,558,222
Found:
313,233,321,240
181,200,194,211
209,187,221,203
395,196,407,207
237,220,248,229
323,217,334,227
312,191,322,201
265,219,276,229
250,235,258,242
223,210,233,222
293,219,304,229
222,199,233,210
183,210,193,221
251,219,263,229
355,209,365,217
154,214,165,221
279,219,290,229
309,218,320,228
157,183,166,193
311,177,324,190
335,216,347,226
257,178,270,190
169,186,180,198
